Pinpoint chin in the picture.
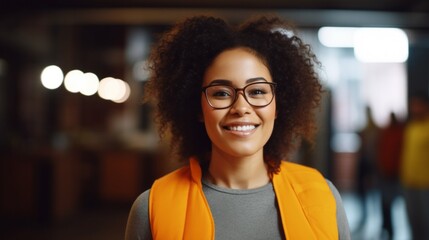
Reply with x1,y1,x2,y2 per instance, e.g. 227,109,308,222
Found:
224,145,263,158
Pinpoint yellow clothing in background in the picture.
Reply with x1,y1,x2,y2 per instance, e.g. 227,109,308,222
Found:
401,119,429,188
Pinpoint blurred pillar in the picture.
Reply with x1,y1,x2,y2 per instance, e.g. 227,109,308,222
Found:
408,33,429,98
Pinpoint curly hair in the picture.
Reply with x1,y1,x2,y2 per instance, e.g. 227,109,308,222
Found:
145,15,323,173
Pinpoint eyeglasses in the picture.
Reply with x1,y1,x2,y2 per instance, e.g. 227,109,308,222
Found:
201,82,276,109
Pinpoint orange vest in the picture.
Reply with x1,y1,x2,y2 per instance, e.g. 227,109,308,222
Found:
149,158,338,239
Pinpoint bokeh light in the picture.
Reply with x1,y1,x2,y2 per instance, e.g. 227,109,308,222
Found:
98,77,130,103
80,72,99,96
41,65,64,90
318,27,358,48
39,65,130,103
318,27,409,63
98,77,116,100
64,69,84,93
112,81,131,103
354,28,409,63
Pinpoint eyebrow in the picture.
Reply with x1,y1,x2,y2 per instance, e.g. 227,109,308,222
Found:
208,77,268,86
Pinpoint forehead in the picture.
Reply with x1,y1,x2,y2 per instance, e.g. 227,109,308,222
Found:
203,48,272,86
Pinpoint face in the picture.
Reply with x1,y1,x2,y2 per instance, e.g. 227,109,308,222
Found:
201,47,276,159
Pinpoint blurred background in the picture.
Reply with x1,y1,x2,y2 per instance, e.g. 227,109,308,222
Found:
1,1,429,239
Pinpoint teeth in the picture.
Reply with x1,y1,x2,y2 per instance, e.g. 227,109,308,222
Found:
227,125,256,131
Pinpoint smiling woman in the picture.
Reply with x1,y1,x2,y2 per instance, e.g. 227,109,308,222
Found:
200,48,277,176
125,15,351,240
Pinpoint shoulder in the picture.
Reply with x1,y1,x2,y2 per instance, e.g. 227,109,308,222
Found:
127,189,150,223
133,189,150,208
275,161,334,208
125,189,152,240
280,163,351,239
325,179,351,240
149,164,196,212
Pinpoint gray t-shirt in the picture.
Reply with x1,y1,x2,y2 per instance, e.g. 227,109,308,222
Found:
125,179,350,240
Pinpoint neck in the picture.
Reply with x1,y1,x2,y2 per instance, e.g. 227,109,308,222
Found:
206,149,269,190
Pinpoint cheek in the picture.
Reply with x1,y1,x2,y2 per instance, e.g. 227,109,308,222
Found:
201,98,220,127
265,101,277,122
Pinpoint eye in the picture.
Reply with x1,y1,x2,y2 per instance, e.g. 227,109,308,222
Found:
246,86,269,98
248,89,267,95
207,86,234,99
212,90,231,97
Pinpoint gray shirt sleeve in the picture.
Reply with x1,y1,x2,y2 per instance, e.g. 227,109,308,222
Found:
124,189,152,240
327,180,351,240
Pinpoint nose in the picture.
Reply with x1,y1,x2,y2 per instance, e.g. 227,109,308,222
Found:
229,92,251,115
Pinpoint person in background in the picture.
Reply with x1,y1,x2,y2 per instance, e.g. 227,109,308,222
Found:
377,112,405,239
125,15,350,239
400,93,429,240
356,107,379,231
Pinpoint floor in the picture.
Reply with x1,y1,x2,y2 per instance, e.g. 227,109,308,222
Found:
3,191,411,240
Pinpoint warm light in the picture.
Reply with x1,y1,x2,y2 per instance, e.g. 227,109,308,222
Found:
112,81,131,103
80,72,99,96
354,28,409,63
44,66,124,99
41,65,64,90
109,79,127,102
318,27,358,48
98,77,116,100
98,77,130,103
64,70,84,93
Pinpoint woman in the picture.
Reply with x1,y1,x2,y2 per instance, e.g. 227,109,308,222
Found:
125,15,350,239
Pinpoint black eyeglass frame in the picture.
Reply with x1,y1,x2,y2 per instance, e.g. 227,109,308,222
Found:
201,82,277,110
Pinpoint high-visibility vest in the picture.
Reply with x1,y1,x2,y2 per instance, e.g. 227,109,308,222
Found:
149,158,338,239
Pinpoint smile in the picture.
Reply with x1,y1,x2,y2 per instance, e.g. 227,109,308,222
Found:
224,125,257,132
